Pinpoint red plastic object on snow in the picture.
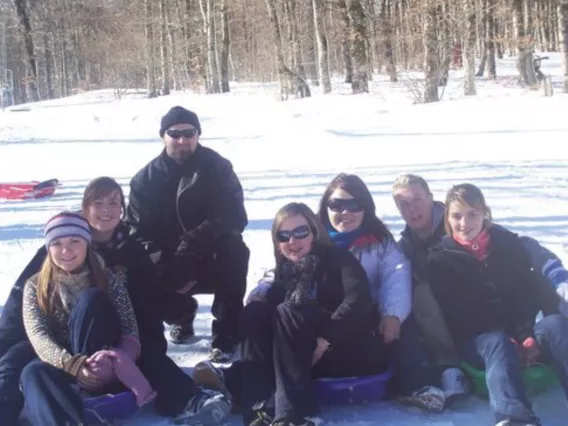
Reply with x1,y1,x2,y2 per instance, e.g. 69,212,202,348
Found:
0,178,60,200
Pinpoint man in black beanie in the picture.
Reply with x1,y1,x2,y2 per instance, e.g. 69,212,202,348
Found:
125,105,250,362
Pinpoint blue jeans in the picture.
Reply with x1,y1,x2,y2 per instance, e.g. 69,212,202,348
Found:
459,314,568,424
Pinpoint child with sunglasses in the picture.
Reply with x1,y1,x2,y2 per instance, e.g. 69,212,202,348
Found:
194,203,389,426
315,173,447,412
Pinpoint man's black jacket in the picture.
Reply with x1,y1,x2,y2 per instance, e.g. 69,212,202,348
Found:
125,144,248,259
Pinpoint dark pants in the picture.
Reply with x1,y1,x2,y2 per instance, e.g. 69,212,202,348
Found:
0,341,36,426
138,342,198,417
459,314,568,424
0,247,47,424
240,301,388,423
162,235,250,352
389,314,441,397
21,288,121,425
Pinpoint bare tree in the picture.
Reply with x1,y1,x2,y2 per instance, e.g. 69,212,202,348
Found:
200,0,220,93
13,0,39,101
463,0,476,95
220,0,230,92
512,0,537,86
423,0,439,102
264,0,310,100
145,0,157,98
160,0,171,95
312,0,331,93
560,0,568,93
337,0,354,84
345,0,370,93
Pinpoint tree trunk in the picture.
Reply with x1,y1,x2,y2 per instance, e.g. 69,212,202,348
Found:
313,0,331,93
14,0,40,101
200,0,221,93
486,0,497,79
463,0,476,95
337,0,354,84
476,0,488,77
560,0,568,93
220,0,230,92
346,0,370,93
159,0,171,95
438,1,451,86
513,0,537,86
381,0,397,82
43,34,55,99
264,0,310,100
287,0,307,81
423,0,439,102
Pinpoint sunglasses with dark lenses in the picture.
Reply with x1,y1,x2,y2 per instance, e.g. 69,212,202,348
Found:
166,128,198,139
327,198,363,213
276,225,311,243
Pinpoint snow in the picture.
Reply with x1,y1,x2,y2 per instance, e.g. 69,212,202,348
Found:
1,53,568,425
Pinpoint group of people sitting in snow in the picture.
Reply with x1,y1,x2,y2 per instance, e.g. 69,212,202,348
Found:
0,106,567,426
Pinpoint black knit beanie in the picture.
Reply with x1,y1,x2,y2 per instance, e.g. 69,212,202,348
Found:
159,106,202,137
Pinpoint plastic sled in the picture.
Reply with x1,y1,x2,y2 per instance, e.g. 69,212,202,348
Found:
0,178,60,200
83,391,138,425
462,362,559,399
314,368,393,406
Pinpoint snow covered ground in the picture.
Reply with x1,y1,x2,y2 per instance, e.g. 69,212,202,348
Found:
1,53,568,425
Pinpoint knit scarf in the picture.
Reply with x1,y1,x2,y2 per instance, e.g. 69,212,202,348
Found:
453,229,490,261
280,253,321,306
328,227,380,250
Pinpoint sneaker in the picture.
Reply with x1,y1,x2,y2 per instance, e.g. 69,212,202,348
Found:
248,408,273,426
271,416,322,426
174,388,231,425
495,421,541,426
209,347,235,363
193,361,230,398
170,323,197,344
397,386,446,412
441,367,470,405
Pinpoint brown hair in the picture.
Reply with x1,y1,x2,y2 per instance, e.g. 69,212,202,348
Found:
444,183,492,235
82,177,125,218
318,173,393,241
37,246,109,315
271,202,332,267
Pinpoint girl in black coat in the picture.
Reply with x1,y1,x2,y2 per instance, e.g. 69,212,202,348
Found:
239,202,388,426
427,183,568,426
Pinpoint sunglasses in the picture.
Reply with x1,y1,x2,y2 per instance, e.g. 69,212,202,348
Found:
276,225,311,243
327,198,363,213
166,128,198,139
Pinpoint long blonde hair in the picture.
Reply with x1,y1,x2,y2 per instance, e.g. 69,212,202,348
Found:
36,246,109,315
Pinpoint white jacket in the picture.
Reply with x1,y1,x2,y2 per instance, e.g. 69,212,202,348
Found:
350,238,412,323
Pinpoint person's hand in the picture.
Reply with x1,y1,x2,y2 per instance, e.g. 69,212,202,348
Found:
86,351,115,383
379,316,401,344
77,364,104,391
312,337,331,366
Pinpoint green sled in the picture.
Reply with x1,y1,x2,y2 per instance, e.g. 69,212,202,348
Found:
462,362,559,399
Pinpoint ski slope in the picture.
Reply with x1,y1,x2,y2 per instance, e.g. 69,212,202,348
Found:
1,54,568,425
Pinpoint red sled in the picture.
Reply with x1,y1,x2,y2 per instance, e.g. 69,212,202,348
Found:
0,178,60,200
